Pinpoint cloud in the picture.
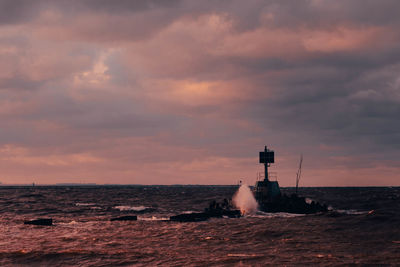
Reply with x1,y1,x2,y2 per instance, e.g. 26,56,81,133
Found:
0,0,42,25
0,0,399,185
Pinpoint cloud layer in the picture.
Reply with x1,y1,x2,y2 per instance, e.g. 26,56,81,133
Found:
0,0,399,185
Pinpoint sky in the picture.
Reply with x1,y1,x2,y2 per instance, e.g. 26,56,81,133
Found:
0,0,399,186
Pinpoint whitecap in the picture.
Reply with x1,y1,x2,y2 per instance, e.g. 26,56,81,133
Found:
113,205,149,211
334,209,369,215
138,216,169,221
75,203,96,206
249,211,305,218
182,210,197,214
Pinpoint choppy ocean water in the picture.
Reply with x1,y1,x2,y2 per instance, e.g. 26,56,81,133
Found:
0,185,399,266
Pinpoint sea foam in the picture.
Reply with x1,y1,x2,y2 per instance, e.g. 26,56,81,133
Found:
232,184,258,215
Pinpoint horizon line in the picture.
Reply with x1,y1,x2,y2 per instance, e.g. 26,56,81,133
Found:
0,183,398,188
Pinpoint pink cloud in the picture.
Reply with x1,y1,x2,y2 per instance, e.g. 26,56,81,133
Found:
0,1,399,186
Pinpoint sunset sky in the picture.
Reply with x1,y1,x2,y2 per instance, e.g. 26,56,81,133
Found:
0,0,399,186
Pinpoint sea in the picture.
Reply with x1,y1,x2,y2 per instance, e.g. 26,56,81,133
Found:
0,185,399,266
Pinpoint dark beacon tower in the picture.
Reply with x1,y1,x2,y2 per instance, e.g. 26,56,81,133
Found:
255,146,281,203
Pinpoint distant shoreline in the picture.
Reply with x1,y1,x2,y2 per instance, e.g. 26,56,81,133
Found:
0,184,398,188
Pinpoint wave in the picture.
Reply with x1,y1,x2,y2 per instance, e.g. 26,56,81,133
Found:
75,203,96,206
138,216,169,221
74,203,102,210
181,210,197,214
227,253,263,258
56,220,78,226
334,209,370,215
113,205,155,213
19,193,44,198
251,209,369,217
249,211,305,218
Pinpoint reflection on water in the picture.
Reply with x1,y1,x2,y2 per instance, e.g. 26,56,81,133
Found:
0,186,399,266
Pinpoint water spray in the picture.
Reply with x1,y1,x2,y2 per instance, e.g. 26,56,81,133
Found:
233,184,258,215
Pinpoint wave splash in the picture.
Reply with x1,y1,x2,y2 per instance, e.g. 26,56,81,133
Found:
232,184,258,215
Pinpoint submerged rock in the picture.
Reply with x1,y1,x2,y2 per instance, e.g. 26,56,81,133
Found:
170,200,241,222
24,218,53,226
110,215,137,221
170,212,210,222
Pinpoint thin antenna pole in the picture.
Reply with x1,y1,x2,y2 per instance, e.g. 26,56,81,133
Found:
295,154,303,195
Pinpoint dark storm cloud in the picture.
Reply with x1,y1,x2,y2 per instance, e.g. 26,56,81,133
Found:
253,60,400,159
0,0,181,21
78,0,181,13
257,0,400,28
0,0,399,184
0,75,43,91
0,0,42,24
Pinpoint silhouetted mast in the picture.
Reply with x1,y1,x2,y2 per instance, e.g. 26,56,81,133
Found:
295,154,303,194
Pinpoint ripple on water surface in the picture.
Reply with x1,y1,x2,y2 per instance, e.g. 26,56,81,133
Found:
0,186,399,266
